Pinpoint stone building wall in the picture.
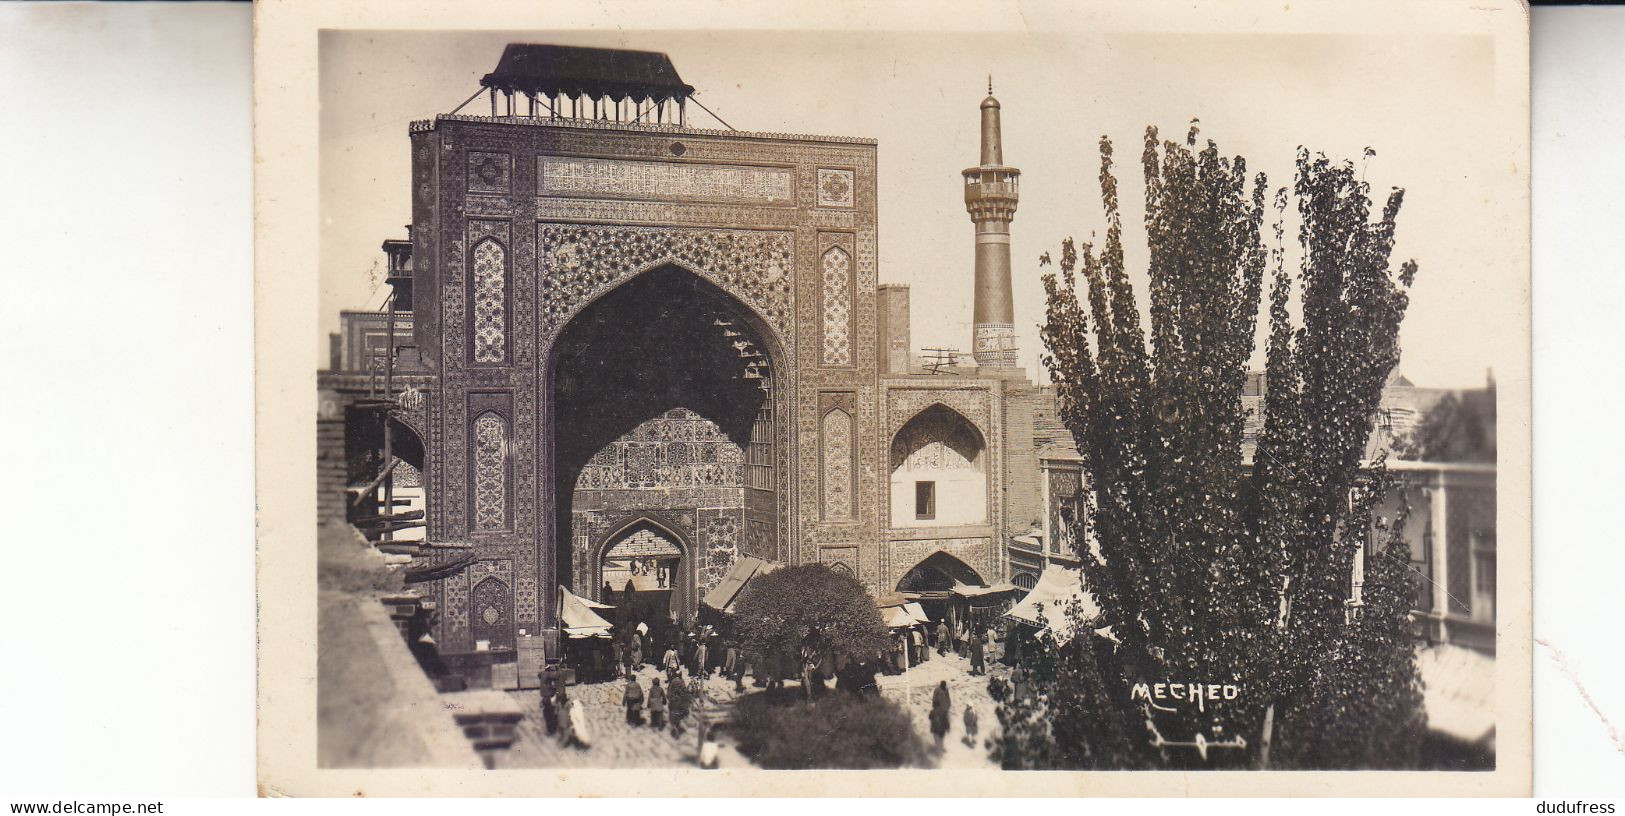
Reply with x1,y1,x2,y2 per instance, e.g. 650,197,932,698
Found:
1001,381,1042,549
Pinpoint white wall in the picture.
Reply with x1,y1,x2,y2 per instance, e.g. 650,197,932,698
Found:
889,412,988,528
889,465,988,528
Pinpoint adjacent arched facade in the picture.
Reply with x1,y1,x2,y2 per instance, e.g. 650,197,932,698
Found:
878,385,1005,595
888,403,988,528
895,550,986,593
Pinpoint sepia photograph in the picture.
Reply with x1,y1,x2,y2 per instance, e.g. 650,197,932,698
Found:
256,0,1532,795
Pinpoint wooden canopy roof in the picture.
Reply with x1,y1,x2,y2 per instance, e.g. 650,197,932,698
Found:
480,43,695,103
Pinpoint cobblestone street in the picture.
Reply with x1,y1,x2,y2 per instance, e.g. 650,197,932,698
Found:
501,665,750,769
498,652,1006,769
876,650,1006,769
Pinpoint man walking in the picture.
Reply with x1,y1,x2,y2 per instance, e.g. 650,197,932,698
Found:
936,620,950,657
647,677,667,730
623,675,645,726
668,671,692,739
929,680,952,751
693,637,710,678
663,644,681,684
722,640,741,689
969,631,986,676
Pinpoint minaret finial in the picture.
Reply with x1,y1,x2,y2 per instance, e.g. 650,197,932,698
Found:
988,74,993,95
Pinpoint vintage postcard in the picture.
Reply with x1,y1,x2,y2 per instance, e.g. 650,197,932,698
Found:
255,0,1531,796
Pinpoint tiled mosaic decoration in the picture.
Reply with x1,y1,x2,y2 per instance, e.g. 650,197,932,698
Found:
816,168,855,208
472,412,507,530
822,409,853,519
821,246,852,366
471,239,507,363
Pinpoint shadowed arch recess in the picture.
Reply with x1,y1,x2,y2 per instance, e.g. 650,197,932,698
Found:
548,263,788,622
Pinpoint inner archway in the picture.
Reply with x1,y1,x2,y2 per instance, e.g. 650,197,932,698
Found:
550,264,784,624
896,550,986,624
598,520,687,623
897,550,985,594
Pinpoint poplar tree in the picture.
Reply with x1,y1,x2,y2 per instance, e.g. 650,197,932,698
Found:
1035,123,1422,769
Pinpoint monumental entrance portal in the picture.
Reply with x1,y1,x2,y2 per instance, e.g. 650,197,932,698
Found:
406,45,883,661
554,263,785,621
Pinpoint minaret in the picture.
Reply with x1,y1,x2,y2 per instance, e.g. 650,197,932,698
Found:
963,78,1020,369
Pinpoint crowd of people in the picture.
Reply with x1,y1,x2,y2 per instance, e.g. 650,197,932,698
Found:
886,616,999,676
539,599,1029,763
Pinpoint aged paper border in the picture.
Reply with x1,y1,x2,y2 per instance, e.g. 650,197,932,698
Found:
255,0,1532,796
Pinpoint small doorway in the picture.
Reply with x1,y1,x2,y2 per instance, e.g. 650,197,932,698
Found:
599,522,687,624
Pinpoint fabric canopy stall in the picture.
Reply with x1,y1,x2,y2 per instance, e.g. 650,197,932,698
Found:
876,597,932,629
1004,565,1102,646
881,606,916,628
559,585,614,639
700,555,781,613
902,602,930,624
952,581,1020,598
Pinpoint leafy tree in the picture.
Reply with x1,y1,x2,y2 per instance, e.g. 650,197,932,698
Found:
732,563,891,699
989,601,1141,769
1038,122,1422,769
1272,464,1427,768
730,689,931,769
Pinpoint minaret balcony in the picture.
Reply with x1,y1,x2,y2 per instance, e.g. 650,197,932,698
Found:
962,166,1021,209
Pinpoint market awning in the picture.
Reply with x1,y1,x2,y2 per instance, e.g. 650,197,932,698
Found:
952,581,1021,598
881,606,915,628
1417,643,1496,744
700,556,781,613
559,585,613,639
1005,565,1102,645
880,601,932,628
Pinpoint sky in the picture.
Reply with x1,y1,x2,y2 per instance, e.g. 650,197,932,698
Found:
320,24,1521,389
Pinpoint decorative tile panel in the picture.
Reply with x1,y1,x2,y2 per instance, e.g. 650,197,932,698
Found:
470,572,515,649
699,509,742,594
538,224,795,345
539,156,794,206
885,536,993,591
886,388,992,439
821,246,852,366
822,408,853,520
472,412,508,530
820,545,859,577
816,168,855,208
468,151,511,195
471,239,507,363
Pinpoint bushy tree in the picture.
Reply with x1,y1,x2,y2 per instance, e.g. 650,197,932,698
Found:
732,564,891,699
989,602,1140,769
1038,122,1422,769
730,690,932,769
1273,464,1427,768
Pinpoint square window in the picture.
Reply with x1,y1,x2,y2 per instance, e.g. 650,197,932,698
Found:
915,481,936,520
